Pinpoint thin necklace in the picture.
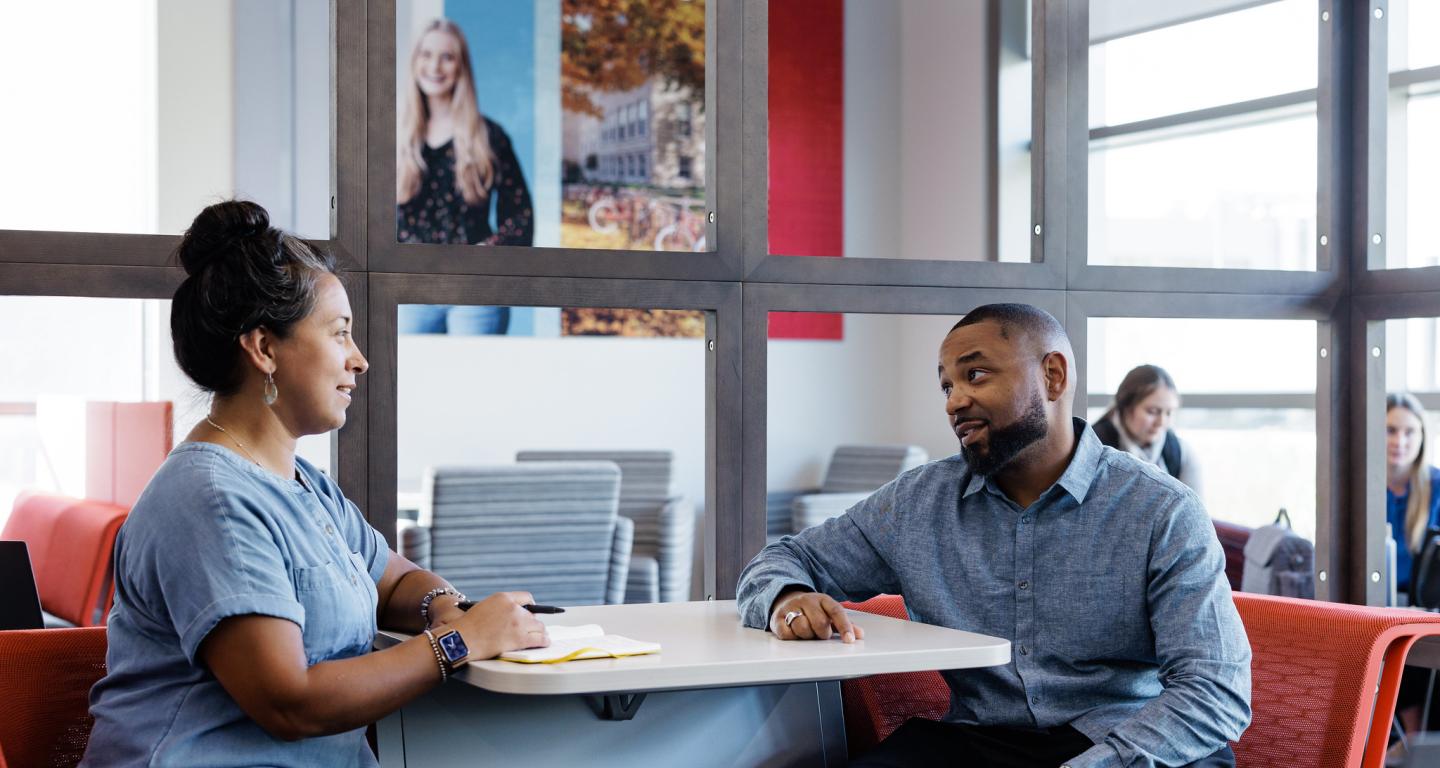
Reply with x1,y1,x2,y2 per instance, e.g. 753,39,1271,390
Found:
205,416,262,467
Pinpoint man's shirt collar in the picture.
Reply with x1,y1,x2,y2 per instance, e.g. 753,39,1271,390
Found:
961,417,1103,505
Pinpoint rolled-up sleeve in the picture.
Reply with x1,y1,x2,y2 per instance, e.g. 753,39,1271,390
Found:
736,480,903,629
158,470,305,665
1065,491,1252,768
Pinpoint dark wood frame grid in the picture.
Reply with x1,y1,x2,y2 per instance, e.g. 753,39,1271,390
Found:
0,0,1436,603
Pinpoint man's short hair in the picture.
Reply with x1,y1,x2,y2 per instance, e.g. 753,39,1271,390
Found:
951,303,1067,349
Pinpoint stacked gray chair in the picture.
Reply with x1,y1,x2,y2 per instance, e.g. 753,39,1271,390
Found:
517,450,693,603
790,445,929,533
403,462,631,606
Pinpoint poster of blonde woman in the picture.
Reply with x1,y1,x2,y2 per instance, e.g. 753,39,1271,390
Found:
396,0,708,337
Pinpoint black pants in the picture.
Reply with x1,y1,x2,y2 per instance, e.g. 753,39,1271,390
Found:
850,718,1236,768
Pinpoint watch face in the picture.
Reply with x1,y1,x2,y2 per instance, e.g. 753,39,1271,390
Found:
438,630,470,663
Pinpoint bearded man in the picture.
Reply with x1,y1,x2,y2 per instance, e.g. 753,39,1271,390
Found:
736,303,1250,768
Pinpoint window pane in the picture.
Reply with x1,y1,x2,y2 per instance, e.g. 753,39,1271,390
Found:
1382,318,1440,603
766,312,957,539
1089,109,1317,270
1087,317,1318,538
1089,0,1316,128
395,3,710,252
0,296,331,527
397,304,706,604
0,2,331,237
768,1,1032,262
1387,89,1440,269
1390,0,1440,73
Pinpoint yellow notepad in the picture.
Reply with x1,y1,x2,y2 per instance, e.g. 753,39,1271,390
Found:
499,624,662,664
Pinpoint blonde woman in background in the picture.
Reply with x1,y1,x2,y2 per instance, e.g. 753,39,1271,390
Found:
396,18,533,248
1387,393,1440,595
1386,393,1440,747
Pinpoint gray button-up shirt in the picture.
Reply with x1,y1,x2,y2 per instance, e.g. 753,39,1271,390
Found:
737,420,1251,767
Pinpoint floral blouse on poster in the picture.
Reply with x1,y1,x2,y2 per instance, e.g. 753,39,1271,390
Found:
397,119,534,246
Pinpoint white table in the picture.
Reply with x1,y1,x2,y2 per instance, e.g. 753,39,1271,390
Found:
375,600,1008,767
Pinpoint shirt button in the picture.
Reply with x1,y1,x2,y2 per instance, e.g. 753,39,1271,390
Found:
326,524,335,535
1020,516,1031,524
1018,580,1030,590
1031,695,1040,705
1019,645,1029,656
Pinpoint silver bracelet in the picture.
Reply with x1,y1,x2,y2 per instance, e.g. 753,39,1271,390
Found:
422,629,448,682
420,586,467,626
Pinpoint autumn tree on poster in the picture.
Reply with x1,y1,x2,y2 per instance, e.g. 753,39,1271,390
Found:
561,0,706,116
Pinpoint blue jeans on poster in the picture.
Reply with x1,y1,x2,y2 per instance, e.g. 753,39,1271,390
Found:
397,305,448,334
447,305,510,335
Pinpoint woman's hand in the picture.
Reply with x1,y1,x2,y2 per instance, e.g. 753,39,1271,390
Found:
447,591,549,660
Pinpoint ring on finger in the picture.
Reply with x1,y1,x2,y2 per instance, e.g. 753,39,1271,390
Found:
783,610,803,627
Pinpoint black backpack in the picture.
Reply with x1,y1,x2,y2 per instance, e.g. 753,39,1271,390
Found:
1092,419,1183,479
1241,509,1315,598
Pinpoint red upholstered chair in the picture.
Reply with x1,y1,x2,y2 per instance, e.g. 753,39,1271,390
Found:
0,627,108,768
841,595,951,758
3,492,128,626
1232,593,1440,768
1212,519,1252,592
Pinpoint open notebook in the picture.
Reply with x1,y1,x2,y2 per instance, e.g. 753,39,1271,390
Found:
499,624,661,664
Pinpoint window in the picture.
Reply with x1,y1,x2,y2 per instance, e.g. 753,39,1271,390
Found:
1087,317,1318,540
678,156,693,180
0,3,330,237
1088,0,1318,270
397,303,707,602
0,296,333,528
1385,1,1440,269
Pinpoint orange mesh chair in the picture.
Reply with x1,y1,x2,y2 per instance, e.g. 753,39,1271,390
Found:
1233,593,1440,768
0,627,108,768
3,492,128,626
841,595,951,758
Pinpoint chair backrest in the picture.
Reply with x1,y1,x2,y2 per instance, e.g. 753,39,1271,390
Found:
1232,593,1440,768
0,627,108,768
839,595,950,758
515,450,674,547
421,462,622,606
1212,519,1252,592
821,446,928,494
3,492,128,626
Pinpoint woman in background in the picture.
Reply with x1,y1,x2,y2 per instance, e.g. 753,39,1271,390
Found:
1386,393,1440,748
1094,364,1203,498
1386,392,1440,595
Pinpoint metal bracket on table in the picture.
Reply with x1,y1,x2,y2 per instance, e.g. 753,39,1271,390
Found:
585,692,648,721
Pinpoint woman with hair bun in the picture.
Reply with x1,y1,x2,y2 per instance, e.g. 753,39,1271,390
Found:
1093,364,1204,498
80,201,547,767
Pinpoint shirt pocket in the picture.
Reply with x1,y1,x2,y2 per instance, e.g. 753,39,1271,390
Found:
293,558,376,665
1046,571,1149,663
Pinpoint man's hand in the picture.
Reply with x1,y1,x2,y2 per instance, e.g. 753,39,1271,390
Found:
768,589,864,643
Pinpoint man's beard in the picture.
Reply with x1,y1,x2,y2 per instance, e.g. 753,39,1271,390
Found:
960,391,1049,476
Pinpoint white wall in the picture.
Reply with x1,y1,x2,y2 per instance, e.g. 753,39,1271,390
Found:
397,334,707,506
767,314,962,492
843,1,989,262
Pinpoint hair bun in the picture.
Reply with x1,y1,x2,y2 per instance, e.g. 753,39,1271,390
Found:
177,200,273,276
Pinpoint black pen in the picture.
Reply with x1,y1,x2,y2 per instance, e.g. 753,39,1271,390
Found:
455,601,565,614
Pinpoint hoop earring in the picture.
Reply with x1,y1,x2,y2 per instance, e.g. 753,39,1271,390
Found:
263,373,278,406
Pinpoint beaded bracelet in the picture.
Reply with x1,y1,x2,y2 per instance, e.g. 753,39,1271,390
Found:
422,628,448,682
419,586,467,626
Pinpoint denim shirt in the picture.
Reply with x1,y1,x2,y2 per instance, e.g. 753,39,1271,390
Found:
737,420,1251,768
81,443,389,768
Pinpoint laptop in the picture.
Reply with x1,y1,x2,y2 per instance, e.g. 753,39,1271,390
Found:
0,540,45,630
